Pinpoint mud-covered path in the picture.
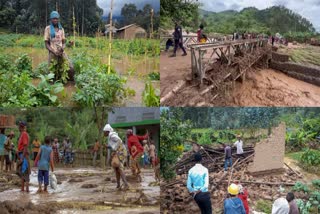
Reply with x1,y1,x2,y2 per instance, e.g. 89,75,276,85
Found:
160,50,320,106
0,167,160,213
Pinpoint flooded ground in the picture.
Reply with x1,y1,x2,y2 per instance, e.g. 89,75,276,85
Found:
3,47,160,107
0,167,160,213
160,50,320,106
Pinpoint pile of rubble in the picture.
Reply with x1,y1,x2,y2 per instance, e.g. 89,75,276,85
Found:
160,145,303,214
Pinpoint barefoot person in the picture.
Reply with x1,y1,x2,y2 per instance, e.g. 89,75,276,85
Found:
126,129,148,180
103,124,129,190
4,131,14,172
17,122,29,175
35,136,54,193
0,128,7,172
19,150,31,192
45,11,74,81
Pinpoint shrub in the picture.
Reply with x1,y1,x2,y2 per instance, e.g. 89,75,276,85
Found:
301,149,320,166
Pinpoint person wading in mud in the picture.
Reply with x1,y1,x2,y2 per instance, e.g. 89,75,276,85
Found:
45,11,74,81
170,21,187,57
17,122,29,175
34,136,54,193
127,129,149,182
103,124,129,190
187,153,212,214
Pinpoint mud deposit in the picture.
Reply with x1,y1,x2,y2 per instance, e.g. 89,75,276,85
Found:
160,49,320,106
0,168,160,213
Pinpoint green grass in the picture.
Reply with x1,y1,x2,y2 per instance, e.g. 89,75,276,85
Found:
286,151,304,161
279,45,320,67
255,199,272,213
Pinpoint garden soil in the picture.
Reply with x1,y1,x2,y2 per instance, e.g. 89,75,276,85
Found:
160,51,320,106
0,167,160,214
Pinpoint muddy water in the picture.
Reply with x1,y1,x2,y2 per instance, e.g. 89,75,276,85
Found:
6,47,159,106
0,168,160,213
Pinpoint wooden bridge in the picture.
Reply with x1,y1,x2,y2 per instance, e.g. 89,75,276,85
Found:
160,35,232,50
190,39,270,85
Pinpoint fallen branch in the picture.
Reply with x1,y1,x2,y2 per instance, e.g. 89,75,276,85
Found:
160,80,186,104
284,163,302,178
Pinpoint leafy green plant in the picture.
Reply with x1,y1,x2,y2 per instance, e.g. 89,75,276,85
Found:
160,109,191,180
142,82,160,107
301,149,320,166
148,71,160,80
33,62,49,77
49,57,69,84
255,199,272,214
197,132,211,145
296,199,312,214
292,182,310,193
15,53,32,73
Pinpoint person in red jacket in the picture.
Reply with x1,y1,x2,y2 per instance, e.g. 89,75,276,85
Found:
17,121,29,160
126,129,148,181
237,183,249,214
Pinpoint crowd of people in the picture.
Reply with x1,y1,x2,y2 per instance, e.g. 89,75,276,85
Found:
187,135,300,214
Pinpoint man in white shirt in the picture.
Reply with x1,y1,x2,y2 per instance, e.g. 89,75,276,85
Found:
234,135,245,158
187,153,212,214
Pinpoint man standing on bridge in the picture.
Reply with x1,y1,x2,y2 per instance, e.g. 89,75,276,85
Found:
170,21,187,57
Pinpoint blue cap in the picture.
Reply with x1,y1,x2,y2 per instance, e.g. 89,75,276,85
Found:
50,11,60,19
19,121,27,127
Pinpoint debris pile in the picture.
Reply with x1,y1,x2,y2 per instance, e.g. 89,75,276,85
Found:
160,145,303,213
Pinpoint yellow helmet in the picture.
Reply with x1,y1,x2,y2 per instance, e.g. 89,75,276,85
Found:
228,183,239,195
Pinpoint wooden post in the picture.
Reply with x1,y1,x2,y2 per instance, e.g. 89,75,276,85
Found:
73,6,76,48
150,8,154,39
107,0,113,74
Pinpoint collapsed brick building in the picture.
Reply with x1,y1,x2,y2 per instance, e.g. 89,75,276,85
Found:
161,123,303,213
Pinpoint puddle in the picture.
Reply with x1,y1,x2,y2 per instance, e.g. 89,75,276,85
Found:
0,168,159,212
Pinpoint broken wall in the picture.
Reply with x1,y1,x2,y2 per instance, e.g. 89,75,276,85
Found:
248,123,286,173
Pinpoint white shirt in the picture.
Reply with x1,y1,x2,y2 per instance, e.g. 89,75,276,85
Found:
108,132,122,151
234,140,243,154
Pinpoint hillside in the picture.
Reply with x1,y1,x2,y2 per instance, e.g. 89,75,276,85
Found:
199,6,315,35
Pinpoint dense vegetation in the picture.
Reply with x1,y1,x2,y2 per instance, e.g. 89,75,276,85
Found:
199,6,315,35
161,1,318,42
0,0,103,35
0,107,112,151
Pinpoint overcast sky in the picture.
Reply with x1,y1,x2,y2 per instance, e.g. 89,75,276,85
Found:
97,0,160,16
199,0,320,32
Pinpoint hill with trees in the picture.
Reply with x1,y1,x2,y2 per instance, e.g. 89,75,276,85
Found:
199,6,315,35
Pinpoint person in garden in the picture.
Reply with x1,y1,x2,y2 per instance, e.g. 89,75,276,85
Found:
103,124,129,190
52,138,60,163
4,131,14,172
127,129,149,180
0,128,7,172
19,150,31,192
224,183,246,214
44,11,74,82
224,144,232,171
92,139,100,167
35,136,54,193
187,153,212,214
32,138,41,161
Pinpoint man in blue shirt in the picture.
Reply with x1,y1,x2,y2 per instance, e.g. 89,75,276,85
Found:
187,153,212,214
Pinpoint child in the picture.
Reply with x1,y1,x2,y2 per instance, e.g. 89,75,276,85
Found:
143,140,150,168
19,150,31,192
35,136,54,193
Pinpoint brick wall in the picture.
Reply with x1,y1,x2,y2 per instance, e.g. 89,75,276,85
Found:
248,123,286,173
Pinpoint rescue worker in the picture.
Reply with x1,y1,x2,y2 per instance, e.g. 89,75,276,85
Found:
170,21,187,57
103,124,129,190
44,11,74,82
187,153,212,214
237,183,249,214
234,135,245,158
224,183,246,214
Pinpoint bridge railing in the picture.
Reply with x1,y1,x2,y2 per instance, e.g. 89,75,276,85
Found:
190,39,269,84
